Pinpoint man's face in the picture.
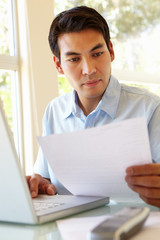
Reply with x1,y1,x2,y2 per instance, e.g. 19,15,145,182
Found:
54,29,115,106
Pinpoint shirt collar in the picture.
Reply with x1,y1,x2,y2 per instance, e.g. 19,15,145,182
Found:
100,75,121,119
63,90,79,119
63,75,121,119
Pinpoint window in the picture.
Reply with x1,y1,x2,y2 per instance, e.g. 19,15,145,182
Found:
0,0,21,157
1,1,59,173
54,0,160,96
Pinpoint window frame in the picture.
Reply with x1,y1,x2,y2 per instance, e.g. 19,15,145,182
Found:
16,0,59,174
0,0,24,168
1,0,59,174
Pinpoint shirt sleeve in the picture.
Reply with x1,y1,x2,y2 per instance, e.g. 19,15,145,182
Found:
149,104,160,163
34,148,50,178
33,104,51,178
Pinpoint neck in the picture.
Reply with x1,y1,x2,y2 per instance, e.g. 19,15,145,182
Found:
78,96,102,116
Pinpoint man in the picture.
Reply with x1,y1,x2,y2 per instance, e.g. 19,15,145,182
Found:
27,6,160,207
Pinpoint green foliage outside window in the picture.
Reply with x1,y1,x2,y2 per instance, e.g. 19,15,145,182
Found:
58,75,73,96
0,0,10,55
0,0,13,129
55,0,160,96
0,71,12,129
55,0,160,40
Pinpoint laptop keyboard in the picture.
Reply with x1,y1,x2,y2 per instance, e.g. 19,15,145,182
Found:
33,201,65,211
32,195,72,212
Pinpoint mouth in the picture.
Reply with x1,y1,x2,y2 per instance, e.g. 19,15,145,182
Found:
83,79,101,87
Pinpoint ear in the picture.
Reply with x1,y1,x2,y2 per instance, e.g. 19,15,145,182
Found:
53,56,64,74
109,41,115,62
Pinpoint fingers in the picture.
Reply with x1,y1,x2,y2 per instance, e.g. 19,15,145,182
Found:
46,184,57,195
29,174,39,198
26,174,57,198
125,164,160,208
140,195,160,208
38,181,56,195
126,163,160,176
125,176,160,188
127,184,160,207
26,175,38,198
127,184,160,199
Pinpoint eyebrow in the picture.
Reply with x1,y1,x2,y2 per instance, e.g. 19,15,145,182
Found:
64,43,104,57
90,43,104,52
65,51,80,56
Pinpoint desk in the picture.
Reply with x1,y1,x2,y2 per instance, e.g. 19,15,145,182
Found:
0,201,159,240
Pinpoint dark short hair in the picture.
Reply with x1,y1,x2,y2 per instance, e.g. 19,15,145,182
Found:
48,6,110,61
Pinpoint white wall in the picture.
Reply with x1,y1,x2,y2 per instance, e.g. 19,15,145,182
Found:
16,0,58,174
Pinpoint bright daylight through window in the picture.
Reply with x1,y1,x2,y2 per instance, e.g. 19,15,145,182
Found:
54,0,160,96
0,0,20,156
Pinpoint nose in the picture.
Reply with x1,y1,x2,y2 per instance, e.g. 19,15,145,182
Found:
82,58,96,76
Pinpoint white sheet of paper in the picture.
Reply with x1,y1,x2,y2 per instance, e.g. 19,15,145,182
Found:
57,216,109,240
56,212,160,240
37,118,152,201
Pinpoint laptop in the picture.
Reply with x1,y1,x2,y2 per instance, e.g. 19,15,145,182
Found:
0,99,109,225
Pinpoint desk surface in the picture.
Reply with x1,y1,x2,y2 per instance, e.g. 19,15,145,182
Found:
0,201,159,240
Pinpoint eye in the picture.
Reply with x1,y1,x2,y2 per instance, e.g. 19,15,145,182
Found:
93,52,103,57
68,57,80,62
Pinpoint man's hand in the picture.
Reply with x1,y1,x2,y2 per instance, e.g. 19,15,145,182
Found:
26,174,57,198
125,163,160,208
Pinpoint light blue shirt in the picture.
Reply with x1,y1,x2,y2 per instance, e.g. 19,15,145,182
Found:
34,75,160,194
